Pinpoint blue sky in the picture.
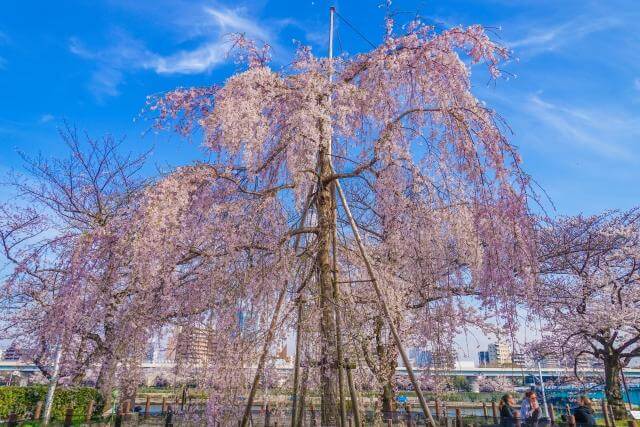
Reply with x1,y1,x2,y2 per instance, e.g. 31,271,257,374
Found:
1,0,639,215
0,0,638,360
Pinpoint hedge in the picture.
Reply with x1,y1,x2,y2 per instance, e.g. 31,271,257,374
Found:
0,386,103,420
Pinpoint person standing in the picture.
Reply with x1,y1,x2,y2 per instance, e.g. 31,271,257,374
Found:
500,394,517,427
573,396,596,427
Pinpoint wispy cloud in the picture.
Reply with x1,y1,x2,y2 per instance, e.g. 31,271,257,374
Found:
634,78,640,92
0,30,8,70
508,15,620,57
525,94,640,160
39,114,55,124
70,4,281,99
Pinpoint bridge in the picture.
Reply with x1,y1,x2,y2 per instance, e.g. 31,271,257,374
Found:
2,360,640,380
398,366,640,379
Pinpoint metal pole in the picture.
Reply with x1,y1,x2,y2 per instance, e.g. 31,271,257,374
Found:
621,368,633,411
537,361,549,418
43,341,63,425
329,6,335,72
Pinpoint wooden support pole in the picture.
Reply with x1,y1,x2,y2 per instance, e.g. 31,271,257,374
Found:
165,406,174,427
310,402,317,427
345,358,362,427
435,401,441,420
514,410,521,427
336,180,436,427
64,407,74,427
34,401,43,420
482,402,488,418
608,403,616,424
265,404,271,427
601,399,611,427
162,396,168,414
405,403,413,427
86,399,95,422
332,223,347,427
145,395,151,418
297,367,309,427
491,401,498,424
240,281,288,427
291,296,305,427
455,408,462,427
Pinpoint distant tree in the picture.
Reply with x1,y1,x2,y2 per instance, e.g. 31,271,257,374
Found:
0,125,150,406
535,210,640,415
476,375,515,393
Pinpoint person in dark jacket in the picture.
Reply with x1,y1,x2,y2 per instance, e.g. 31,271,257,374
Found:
573,396,596,427
499,393,517,427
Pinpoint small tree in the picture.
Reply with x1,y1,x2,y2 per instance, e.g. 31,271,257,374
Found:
535,210,640,415
0,125,150,407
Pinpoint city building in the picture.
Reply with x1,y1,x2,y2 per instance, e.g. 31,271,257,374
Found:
144,336,162,363
511,352,526,367
174,326,214,367
572,354,600,370
488,341,512,366
409,348,433,367
275,344,291,364
2,342,21,361
478,351,490,366
539,355,559,368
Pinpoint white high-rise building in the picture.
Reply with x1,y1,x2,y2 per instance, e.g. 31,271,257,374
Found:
488,341,512,366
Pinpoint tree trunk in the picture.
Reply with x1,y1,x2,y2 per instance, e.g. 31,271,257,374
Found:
317,143,339,425
378,347,398,417
96,351,118,414
374,316,397,417
381,382,395,415
603,353,625,417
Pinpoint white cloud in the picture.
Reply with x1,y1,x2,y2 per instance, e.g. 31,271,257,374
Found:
508,15,620,57
525,94,640,160
206,7,269,40
70,5,279,98
39,114,54,124
152,42,229,74
149,7,273,74
0,31,7,70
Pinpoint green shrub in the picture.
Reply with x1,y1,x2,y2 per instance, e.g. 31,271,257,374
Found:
0,385,103,420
